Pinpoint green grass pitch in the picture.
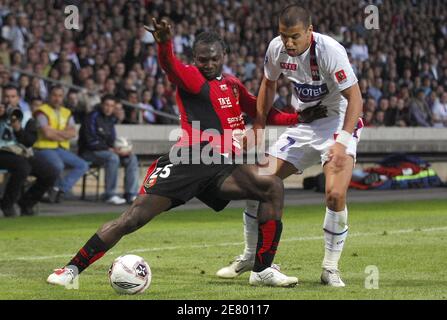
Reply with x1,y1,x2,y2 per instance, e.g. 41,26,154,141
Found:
0,199,446,300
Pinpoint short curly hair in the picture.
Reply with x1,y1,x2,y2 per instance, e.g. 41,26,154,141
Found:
192,31,228,56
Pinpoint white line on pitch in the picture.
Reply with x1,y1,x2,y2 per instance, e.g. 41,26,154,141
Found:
1,226,446,262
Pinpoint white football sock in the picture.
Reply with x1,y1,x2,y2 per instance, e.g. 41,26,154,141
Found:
322,207,348,271
242,200,259,261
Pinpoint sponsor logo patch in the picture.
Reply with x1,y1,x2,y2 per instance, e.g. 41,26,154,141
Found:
280,62,297,71
291,82,329,103
335,69,347,84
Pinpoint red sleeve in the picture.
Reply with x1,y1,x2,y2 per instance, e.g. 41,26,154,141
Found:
237,79,298,126
266,108,299,126
158,41,204,94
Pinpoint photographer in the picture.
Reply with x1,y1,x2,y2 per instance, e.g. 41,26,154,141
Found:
0,86,58,217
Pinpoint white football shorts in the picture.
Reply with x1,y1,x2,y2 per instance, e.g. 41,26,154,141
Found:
267,115,363,172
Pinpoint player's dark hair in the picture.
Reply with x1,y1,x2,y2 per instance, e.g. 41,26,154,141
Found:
192,31,228,55
279,4,312,28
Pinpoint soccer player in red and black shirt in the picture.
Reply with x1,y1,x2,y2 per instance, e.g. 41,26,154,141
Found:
47,18,326,288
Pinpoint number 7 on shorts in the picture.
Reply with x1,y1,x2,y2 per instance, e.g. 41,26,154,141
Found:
280,136,296,152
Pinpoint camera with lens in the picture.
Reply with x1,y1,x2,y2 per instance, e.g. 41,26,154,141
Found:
6,107,23,124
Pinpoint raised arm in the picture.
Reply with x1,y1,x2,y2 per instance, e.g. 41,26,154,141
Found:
145,19,204,94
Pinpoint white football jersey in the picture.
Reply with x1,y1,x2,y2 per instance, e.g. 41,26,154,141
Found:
264,32,357,119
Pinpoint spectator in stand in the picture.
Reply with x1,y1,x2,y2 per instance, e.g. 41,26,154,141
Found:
140,89,156,124
0,97,57,217
33,85,89,202
65,89,83,124
113,101,125,124
409,89,434,127
377,98,395,127
143,45,158,77
3,84,32,124
78,78,101,115
124,89,139,124
372,110,385,127
29,97,43,113
363,110,374,127
103,77,117,96
432,92,447,128
0,0,445,126
78,95,139,205
368,78,383,103
273,85,290,111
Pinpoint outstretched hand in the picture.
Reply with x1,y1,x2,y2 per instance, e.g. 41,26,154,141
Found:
144,18,173,43
298,104,328,123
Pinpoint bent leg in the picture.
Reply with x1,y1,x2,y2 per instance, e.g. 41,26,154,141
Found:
217,165,285,272
66,194,172,274
21,155,59,208
56,149,89,194
240,156,297,258
216,156,297,278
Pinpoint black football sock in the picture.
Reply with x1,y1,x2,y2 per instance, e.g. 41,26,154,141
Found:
253,220,283,272
66,234,109,274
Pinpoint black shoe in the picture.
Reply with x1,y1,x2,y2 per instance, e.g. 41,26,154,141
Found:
18,199,36,216
1,205,18,218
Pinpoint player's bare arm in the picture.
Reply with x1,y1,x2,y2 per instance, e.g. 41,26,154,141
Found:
255,76,277,129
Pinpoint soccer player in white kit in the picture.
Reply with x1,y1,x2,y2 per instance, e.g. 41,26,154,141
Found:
216,4,364,287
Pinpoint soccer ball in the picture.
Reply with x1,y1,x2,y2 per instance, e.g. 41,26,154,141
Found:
108,254,152,294
114,136,133,153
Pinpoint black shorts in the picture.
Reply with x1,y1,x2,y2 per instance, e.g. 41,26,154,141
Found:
139,152,238,211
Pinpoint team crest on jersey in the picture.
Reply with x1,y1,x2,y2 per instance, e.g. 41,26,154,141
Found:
220,84,228,91
292,82,329,103
280,62,297,71
335,69,347,84
144,176,157,189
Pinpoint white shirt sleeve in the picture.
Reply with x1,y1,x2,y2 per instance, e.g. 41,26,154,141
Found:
263,40,282,81
320,41,358,92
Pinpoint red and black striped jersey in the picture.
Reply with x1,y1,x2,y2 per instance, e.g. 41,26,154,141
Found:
157,40,297,154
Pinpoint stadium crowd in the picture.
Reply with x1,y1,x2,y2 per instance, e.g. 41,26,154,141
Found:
0,0,446,217
0,0,446,127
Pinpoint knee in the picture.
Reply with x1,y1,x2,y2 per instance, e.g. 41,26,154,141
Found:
325,188,346,209
107,153,120,166
262,176,284,202
51,161,64,175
